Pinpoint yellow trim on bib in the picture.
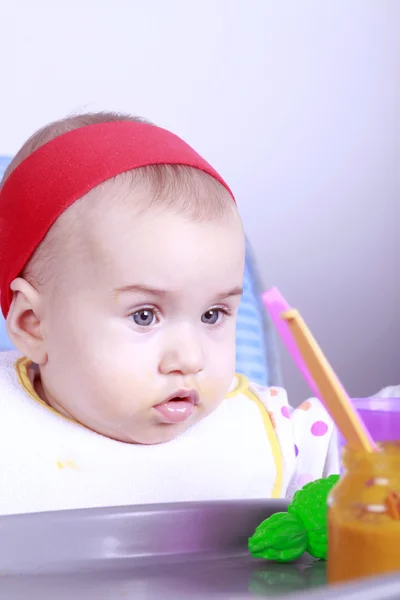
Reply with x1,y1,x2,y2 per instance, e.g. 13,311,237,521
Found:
15,357,77,424
229,373,284,498
226,373,250,398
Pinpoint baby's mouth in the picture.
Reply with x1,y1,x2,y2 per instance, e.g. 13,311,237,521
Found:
154,390,199,424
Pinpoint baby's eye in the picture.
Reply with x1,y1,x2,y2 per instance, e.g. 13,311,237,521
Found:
201,309,223,325
132,309,156,327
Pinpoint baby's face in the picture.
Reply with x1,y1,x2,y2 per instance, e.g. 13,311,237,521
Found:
40,193,245,444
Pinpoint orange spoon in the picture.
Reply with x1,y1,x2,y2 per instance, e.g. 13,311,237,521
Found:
282,308,376,453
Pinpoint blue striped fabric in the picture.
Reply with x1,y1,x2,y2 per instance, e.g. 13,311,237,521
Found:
0,155,276,385
235,244,269,385
0,156,10,173
0,158,14,350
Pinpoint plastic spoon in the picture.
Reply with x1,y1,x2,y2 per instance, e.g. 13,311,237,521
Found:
262,288,376,452
262,288,320,399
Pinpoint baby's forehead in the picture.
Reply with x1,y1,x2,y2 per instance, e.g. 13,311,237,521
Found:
49,190,244,308
70,165,237,232
44,166,241,287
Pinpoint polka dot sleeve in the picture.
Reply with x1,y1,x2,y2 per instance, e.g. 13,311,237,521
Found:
287,397,340,498
250,383,340,499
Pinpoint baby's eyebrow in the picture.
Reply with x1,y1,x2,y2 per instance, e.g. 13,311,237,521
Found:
113,284,169,297
215,286,243,300
113,285,243,300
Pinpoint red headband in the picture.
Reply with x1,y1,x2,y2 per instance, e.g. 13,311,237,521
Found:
0,121,234,317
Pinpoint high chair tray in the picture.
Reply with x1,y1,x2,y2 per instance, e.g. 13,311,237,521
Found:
0,499,399,599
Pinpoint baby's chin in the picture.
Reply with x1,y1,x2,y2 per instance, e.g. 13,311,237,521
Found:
137,425,191,445
97,417,198,445
116,422,194,445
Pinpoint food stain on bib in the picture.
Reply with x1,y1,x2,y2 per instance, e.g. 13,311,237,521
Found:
57,459,80,470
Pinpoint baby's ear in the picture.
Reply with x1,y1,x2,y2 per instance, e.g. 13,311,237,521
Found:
6,278,47,365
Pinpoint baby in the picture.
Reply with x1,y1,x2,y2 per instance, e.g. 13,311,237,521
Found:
0,112,339,516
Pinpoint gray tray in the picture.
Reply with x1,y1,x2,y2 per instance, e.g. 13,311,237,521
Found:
0,499,399,599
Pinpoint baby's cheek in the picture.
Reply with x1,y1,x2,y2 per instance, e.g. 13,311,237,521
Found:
197,375,233,404
97,366,152,408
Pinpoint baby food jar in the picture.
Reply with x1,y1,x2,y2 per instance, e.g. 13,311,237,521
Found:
327,442,400,584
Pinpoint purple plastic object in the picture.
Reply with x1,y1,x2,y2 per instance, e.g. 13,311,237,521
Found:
338,397,400,449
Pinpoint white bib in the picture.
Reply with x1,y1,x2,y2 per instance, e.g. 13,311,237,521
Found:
0,351,291,515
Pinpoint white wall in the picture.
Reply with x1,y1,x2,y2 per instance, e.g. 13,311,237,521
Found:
1,0,398,402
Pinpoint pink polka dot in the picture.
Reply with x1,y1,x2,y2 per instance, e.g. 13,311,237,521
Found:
297,473,313,488
311,421,328,436
254,384,267,393
299,401,311,411
281,406,290,419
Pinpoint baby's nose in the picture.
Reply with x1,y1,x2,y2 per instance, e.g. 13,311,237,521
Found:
159,328,204,376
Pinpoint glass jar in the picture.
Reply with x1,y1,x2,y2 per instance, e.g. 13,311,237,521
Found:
327,442,400,584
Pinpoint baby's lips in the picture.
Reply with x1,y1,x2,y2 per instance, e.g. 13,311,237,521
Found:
154,399,195,423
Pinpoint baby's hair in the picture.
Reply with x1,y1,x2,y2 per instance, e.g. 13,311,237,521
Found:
1,111,236,291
